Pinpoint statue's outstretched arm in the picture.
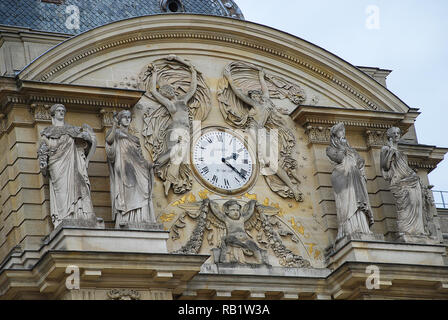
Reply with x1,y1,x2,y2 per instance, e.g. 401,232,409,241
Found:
180,66,198,104
258,69,270,100
148,65,175,113
243,200,257,222
223,67,256,107
208,200,227,223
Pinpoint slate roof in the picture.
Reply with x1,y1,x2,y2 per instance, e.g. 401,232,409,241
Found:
0,0,244,35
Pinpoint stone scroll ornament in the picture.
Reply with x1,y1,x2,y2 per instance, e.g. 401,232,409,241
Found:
380,127,428,238
171,198,311,268
326,123,374,243
140,55,211,196
105,110,158,229
37,104,98,227
217,61,306,202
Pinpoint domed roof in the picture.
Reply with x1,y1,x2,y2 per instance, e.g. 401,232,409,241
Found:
0,0,244,35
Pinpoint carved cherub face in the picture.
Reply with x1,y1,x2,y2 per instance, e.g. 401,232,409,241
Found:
159,84,176,99
224,203,241,220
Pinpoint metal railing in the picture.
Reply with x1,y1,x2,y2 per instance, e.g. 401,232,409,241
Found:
433,190,448,209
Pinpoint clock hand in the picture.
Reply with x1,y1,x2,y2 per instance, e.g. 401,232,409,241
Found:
221,158,245,180
224,153,239,161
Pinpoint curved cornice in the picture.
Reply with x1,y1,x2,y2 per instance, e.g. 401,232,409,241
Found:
18,14,410,113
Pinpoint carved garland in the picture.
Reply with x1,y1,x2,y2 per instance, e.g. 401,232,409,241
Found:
37,32,379,110
107,289,141,300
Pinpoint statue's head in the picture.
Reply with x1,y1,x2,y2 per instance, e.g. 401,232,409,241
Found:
330,122,346,140
386,127,401,143
248,89,265,104
223,200,241,220
50,104,66,122
116,110,132,128
159,84,176,99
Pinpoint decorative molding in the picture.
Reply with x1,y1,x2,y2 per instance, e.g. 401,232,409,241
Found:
107,289,141,300
365,129,387,148
407,160,438,171
30,103,52,122
304,117,392,130
304,125,331,144
2,95,28,108
36,31,379,111
99,108,118,128
29,95,133,109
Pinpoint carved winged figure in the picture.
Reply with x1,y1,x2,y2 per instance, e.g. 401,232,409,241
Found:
176,198,279,265
141,55,211,196
217,61,306,202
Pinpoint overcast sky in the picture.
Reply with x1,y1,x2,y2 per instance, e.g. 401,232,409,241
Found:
236,0,448,194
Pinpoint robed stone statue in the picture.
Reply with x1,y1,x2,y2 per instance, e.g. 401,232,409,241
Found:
380,127,427,238
326,123,374,243
37,104,97,227
106,110,157,229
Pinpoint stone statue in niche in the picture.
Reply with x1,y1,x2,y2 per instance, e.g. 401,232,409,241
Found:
380,127,428,239
171,198,311,268
326,123,374,243
105,110,158,229
217,61,306,202
37,104,100,228
141,55,211,196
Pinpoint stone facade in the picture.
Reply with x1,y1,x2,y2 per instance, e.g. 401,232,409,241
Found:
0,11,447,300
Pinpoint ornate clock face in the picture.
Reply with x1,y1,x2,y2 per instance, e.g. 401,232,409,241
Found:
192,129,255,193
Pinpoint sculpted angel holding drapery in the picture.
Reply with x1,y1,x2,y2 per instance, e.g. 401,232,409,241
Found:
172,198,311,267
217,61,306,202
141,55,211,196
176,199,278,265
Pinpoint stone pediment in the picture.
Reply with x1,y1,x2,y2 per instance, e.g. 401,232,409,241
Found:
18,14,409,113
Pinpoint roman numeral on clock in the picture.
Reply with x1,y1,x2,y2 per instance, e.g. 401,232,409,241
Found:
201,166,209,175
240,169,247,180
212,175,218,184
224,178,230,188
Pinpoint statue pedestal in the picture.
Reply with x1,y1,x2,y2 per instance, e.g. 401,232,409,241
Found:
116,222,164,231
331,232,385,253
55,217,105,229
396,233,439,245
44,225,169,254
326,238,446,270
